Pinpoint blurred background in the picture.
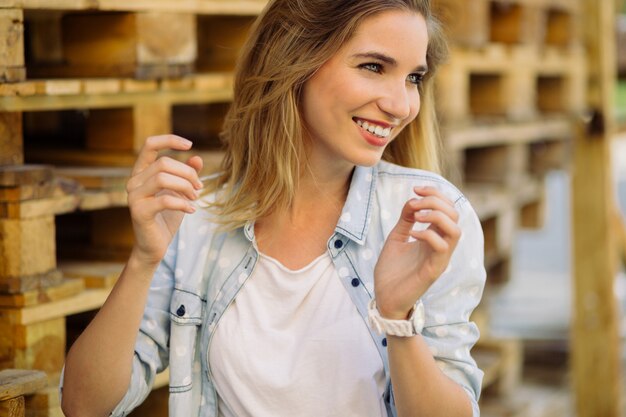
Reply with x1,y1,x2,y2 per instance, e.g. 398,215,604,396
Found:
0,0,624,416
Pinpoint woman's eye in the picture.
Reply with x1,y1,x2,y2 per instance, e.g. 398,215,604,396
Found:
360,63,382,73
407,73,424,86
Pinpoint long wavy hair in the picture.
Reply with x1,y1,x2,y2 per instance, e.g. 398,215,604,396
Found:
206,0,448,229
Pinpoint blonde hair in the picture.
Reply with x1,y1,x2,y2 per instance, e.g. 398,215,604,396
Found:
207,0,448,229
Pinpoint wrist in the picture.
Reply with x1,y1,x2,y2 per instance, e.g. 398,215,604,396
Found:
129,247,163,270
368,299,425,337
374,292,414,320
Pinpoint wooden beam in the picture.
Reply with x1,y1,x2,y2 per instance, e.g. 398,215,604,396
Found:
0,369,47,401
572,1,621,416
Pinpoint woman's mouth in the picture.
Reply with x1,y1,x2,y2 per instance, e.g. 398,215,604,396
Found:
353,118,392,139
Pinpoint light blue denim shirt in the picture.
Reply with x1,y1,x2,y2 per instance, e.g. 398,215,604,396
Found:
60,161,486,417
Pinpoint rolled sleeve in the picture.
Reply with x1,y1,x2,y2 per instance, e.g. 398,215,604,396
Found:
110,238,177,415
420,197,486,415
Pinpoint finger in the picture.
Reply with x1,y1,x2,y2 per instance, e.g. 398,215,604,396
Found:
128,156,203,194
132,135,193,176
413,187,455,208
388,198,422,242
134,172,200,202
415,210,462,242
411,194,459,223
186,155,204,175
134,194,197,219
409,229,449,253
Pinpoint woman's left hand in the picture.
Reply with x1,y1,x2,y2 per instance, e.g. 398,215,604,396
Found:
374,186,461,320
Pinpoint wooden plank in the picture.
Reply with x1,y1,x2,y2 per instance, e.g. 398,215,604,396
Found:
463,143,530,188
53,167,130,189
0,216,56,279
0,279,84,307
58,261,123,289
0,74,234,112
0,9,25,82
0,0,267,14
0,370,47,401
0,166,53,187
0,113,23,166
443,117,573,150
0,288,109,325
0,270,63,295
0,194,79,219
0,396,24,417
572,0,621,415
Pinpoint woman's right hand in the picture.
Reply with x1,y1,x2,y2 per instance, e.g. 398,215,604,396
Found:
126,135,204,267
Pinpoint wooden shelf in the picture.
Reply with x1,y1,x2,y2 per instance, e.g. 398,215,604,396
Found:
0,0,267,15
0,73,234,112
0,287,110,325
443,116,573,150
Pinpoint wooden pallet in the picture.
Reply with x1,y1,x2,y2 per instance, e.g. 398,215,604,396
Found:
433,0,580,48
2,8,257,81
25,11,196,79
436,44,585,124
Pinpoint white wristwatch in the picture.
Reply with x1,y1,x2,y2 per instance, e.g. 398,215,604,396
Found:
367,299,425,337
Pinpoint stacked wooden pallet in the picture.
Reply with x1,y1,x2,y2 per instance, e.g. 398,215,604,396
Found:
432,0,585,412
0,2,262,416
0,0,585,415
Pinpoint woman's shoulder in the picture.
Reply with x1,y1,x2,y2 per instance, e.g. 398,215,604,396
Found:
375,160,466,206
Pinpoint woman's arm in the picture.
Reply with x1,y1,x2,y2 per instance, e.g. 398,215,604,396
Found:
375,187,483,417
387,335,473,417
61,135,203,417
61,255,160,417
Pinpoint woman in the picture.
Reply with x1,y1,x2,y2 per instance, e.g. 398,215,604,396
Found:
61,0,486,416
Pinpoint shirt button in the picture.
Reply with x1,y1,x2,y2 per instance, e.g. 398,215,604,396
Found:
176,305,186,317
334,240,343,249
351,278,360,287
382,338,388,347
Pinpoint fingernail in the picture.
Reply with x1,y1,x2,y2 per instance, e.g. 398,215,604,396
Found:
180,138,192,146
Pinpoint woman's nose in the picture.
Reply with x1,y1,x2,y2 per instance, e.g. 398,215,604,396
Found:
377,80,414,120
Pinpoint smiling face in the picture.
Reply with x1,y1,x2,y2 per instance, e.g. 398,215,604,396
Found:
301,9,429,174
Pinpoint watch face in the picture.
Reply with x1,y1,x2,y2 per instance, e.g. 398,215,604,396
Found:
412,300,425,334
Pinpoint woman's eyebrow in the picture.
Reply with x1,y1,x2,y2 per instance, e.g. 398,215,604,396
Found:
351,51,428,73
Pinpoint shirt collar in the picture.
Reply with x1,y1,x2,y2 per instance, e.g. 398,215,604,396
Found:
334,164,376,246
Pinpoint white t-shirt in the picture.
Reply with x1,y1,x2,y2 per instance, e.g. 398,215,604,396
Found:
209,252,388,417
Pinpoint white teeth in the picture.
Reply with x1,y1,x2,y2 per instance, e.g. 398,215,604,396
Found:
355,118,391,138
